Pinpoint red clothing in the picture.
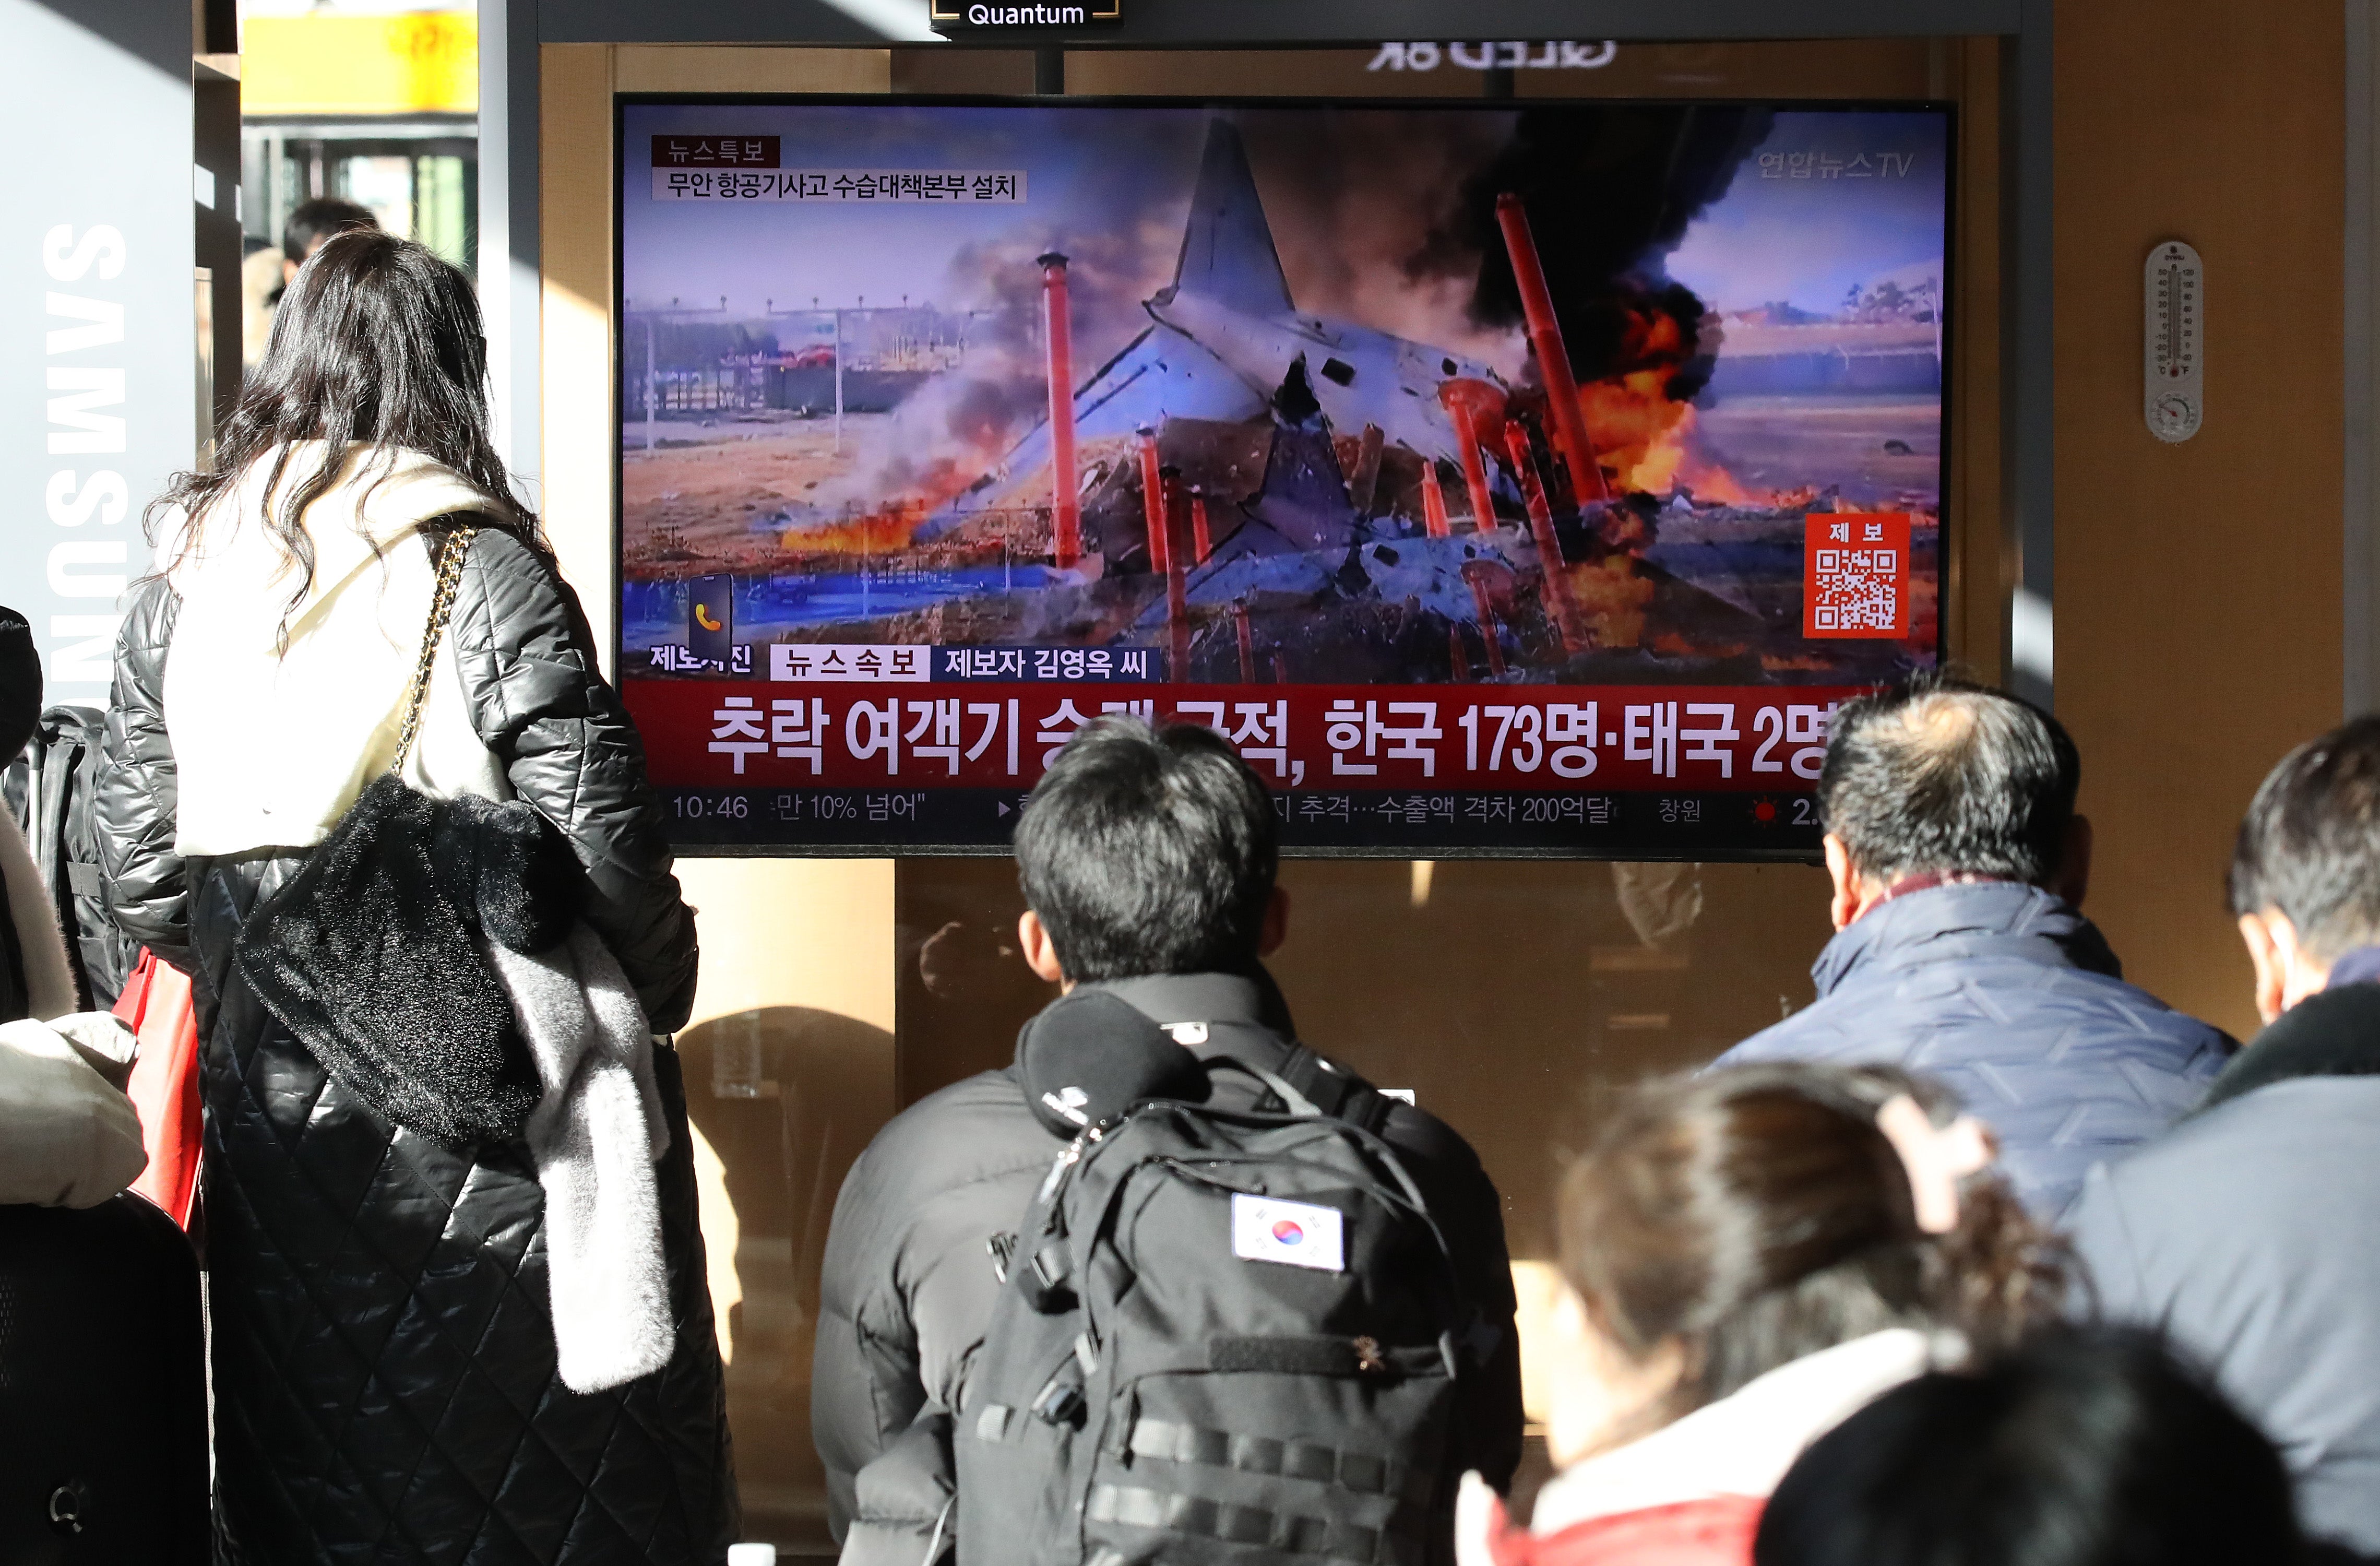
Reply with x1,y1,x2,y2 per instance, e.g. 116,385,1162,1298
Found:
1482,1493,1764,1566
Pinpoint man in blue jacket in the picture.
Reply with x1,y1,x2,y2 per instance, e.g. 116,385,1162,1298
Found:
1712,677,2229,1219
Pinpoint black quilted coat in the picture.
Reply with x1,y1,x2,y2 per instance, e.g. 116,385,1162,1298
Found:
94,527,737,1564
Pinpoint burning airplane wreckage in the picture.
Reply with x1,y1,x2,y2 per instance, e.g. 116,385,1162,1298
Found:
731,116,1937,685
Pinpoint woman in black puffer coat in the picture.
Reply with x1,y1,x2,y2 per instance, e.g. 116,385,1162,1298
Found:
93,232,734,1564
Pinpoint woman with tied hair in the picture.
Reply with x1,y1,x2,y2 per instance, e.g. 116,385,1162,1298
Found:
94,231,734,1562
1457,1064,2068,1566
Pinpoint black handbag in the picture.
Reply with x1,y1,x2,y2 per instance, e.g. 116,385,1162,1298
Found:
234,523,582,1143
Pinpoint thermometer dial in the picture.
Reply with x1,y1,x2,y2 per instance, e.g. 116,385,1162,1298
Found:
2144,240,2203,443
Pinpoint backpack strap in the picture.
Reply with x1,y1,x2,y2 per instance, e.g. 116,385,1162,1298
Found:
1273,1043,1397,1137
1200,1055,1321,1118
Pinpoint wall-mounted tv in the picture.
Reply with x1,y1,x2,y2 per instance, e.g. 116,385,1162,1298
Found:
615,96,1950,855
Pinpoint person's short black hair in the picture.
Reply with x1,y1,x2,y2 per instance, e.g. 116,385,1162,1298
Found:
2229,716,2380,960
0,604,39,767
282,198,379,262
1754,1327,2299,1566
1818,674,2080,885
1014,715,1277,983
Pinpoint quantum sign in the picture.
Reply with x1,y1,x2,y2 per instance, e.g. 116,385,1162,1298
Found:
929,0,1120,30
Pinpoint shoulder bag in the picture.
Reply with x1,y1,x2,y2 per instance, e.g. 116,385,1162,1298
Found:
234,522,584,1143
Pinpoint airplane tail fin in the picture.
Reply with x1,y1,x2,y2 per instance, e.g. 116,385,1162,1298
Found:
1170,117,1294,318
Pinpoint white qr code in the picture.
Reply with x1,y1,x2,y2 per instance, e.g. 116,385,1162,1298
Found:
1807,537,1906,637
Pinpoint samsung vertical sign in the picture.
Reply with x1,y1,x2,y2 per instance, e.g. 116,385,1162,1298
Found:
2,0,192,704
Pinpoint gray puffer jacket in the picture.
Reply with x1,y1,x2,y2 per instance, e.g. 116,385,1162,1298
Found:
93,526,732,1564
1713,880,2230,1220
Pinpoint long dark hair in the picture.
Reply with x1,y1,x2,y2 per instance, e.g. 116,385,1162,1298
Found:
148,230,542,632
1557,1064,2070,1421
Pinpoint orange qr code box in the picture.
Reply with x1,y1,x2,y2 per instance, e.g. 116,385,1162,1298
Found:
1804,513,1913,639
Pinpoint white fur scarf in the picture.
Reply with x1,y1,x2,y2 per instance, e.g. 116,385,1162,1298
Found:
481,923,676,1394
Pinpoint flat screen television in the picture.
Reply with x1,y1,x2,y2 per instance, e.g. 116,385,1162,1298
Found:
615,96,1951,855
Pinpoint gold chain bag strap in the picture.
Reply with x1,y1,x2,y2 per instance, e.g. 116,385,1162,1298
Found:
233,518,550,1144
391,522,476,776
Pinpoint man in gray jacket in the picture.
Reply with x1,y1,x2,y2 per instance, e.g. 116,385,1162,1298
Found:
1712,677,2229,1219
2072,717,2380,1553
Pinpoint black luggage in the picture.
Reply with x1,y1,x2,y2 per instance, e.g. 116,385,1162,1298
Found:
954,994,1484,1566
0,1194,210,1564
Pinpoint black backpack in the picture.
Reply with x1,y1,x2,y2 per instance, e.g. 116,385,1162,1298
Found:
3,705,135,1011
954,993,1479,1566
0,1194,210,1563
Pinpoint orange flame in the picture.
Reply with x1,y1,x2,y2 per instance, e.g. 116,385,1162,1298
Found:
1574,305,1774,507
779,506,927,557
1564,553,1655,649
784,434,1015,558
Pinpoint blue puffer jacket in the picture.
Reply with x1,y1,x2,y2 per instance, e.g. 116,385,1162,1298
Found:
1713,881,2231,1221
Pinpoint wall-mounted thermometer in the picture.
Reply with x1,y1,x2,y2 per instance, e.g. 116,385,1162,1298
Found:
2144,240,2203,443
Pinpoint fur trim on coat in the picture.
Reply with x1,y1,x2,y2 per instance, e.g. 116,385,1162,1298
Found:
2198,979,2380,1113
1455,1330,1943,1566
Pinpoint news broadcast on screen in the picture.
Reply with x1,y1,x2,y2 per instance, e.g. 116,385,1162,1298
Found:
614,97,1949,853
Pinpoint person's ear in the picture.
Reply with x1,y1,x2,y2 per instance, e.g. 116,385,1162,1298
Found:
1541,1285,1686,1470
2048,815,2094,909
1257,884,1291,956
2238,907,2326,1026
1017,909,1068,988
1549,1283,1594,1347
1823,834,1865,931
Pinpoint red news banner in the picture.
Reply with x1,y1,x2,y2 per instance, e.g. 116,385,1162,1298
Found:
626,678,1865,796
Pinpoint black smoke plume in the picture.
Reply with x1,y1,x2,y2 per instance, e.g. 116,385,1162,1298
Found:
1408,105,1776,400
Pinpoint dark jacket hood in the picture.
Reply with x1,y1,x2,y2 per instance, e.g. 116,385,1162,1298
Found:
1811,880,2125,998
1076,966,1298,1040
1011,968,1302,1132
2199,980,2380,1114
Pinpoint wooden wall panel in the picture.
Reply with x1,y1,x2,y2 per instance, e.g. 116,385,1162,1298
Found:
1949,40,2003,683
615,43,890,94
2053,4,2345,1040
539,43,618,660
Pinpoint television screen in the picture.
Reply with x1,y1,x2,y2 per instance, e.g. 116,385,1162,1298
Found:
616,97,1949,854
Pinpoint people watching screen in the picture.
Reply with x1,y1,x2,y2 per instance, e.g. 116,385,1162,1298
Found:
97,230,731,1562
1711,675,2229,1218
1457,1063,2070,1566
1752,1328,2303,1566
814,715,1523,1565
2070,715,2380,1553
